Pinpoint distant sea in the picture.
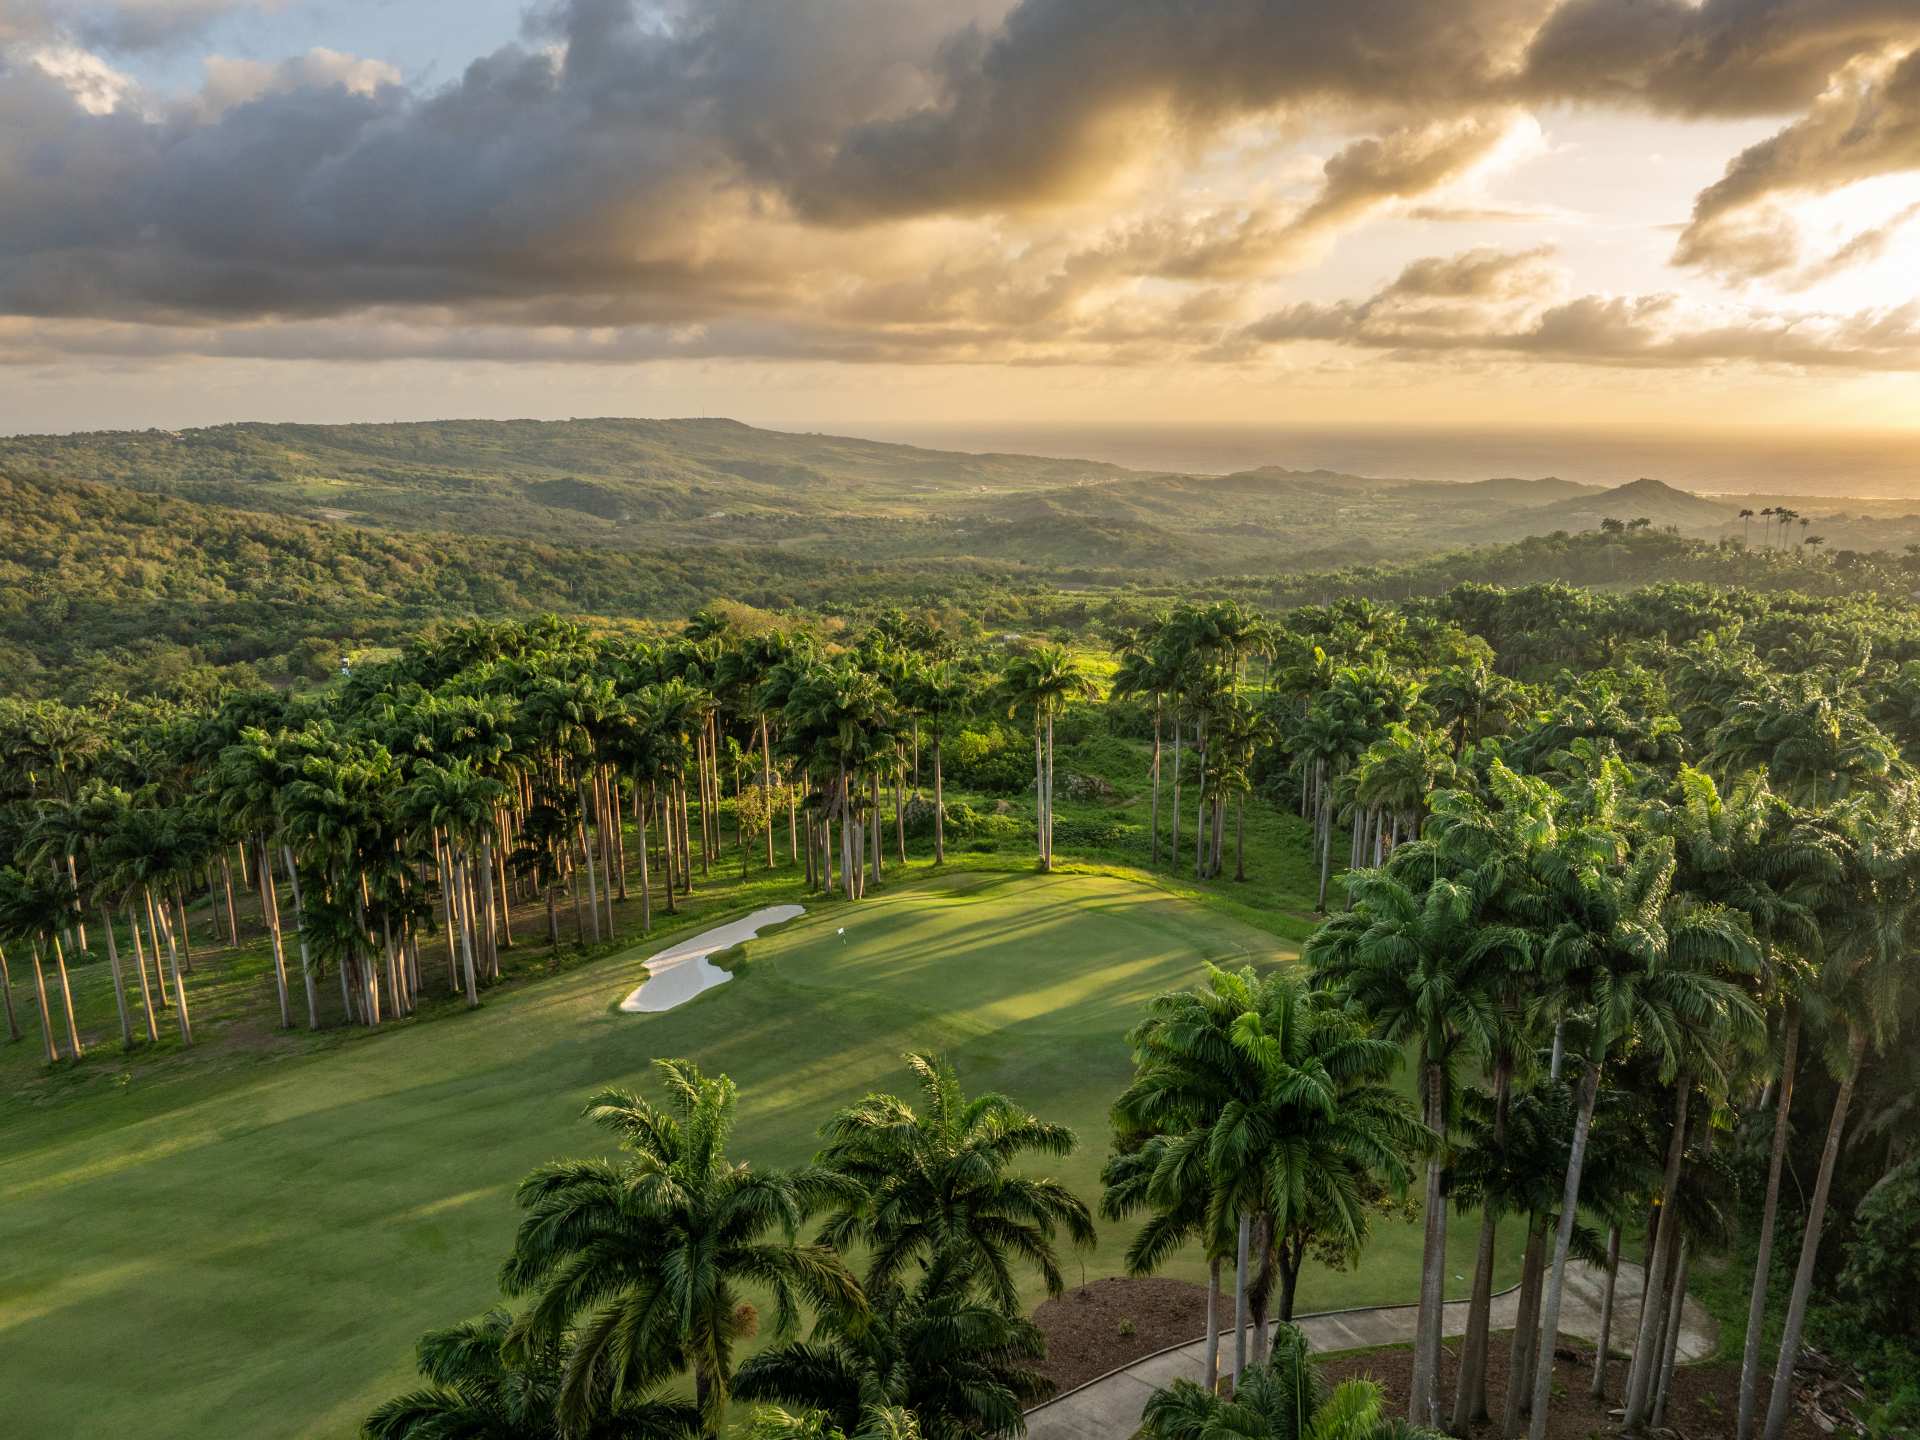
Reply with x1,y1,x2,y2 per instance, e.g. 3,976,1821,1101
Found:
853,422,1920,498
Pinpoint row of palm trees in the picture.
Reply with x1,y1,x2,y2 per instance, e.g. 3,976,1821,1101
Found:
0,611,1100,1052
1095,590,1917,1440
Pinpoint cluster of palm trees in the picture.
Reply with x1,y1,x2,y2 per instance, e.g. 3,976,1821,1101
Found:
367,1053,1092,1440
0,608,1103,1051
1111,602,1276,882
1097,588,1919,1440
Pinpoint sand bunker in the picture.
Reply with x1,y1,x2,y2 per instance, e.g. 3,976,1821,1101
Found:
617,904,806,1013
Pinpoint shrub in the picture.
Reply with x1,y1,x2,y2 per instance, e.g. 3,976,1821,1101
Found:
943,725,1032,793
1840,1158,1920,1339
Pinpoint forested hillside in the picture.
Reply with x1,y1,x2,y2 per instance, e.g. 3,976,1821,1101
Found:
12,418,1920,576
8,463,1920,701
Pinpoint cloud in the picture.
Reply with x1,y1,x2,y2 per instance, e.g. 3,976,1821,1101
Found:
2,0,1919,378
1519,0,1919,117
1676,48,1920,280
1233,246,1920,370
3,0,273,52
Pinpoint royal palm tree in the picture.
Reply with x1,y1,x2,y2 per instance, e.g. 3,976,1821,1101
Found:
734,1277,1049,1440
998,647,1094,872
363,1308,702,1440
1141,1322,1439,1440
1761,791,1920,1440
1521,777,1759,1440
503,1061,863,1436
1307,872,1514,1425
403,758,506,1008
815,1053,1094,1314
1113,967,1425,1384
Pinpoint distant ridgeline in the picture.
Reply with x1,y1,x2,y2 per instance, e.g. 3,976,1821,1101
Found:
4,416,1920,698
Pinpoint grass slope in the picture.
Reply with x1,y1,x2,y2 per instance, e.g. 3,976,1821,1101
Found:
0,868,1518,1440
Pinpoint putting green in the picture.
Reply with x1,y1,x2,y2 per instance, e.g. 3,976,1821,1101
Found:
0,869,1517,1440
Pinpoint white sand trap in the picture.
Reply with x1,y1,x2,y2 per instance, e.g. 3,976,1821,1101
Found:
618,905,806,1013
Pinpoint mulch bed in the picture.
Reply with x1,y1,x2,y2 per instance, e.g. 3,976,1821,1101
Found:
1032,1277,1829,1440
1325,1340,1827,1440
1031,1276,1221,1391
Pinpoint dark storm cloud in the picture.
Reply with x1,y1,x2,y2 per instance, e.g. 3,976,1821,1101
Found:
2,0,1919,367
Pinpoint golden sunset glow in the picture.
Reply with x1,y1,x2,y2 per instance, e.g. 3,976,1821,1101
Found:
0,1,1917,447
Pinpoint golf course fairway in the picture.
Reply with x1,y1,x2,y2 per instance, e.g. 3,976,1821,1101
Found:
0,869,1519,1439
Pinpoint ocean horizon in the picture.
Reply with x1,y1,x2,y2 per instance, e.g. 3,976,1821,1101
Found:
853,422,1920,499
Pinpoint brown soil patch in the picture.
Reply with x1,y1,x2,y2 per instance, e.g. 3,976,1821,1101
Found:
1032,1277,1826,1440
1323,1339,1824,1440
1033,1276,1222,1391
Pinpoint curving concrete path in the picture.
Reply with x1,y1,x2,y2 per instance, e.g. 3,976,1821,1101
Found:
617,904,805,1012
1024,1261,1716,1440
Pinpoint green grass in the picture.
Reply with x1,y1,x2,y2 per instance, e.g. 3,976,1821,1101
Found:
0,866,1523,1440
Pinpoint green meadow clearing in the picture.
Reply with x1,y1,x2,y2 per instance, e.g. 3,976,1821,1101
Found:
1,868,1522,1440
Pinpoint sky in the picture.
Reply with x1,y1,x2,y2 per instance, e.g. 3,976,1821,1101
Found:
3,0,1920,440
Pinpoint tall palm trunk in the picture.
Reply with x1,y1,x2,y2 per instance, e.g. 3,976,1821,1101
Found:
1738,1003,1800,1440
220,854,240,947
453,851,480,1008
1591,1224,1623,1402
1206,1255,1222,1393
96,905,132,1046
1170,710,1183,868
282,846,320,1028
1526,1059,1602,1440
577,806,602,944
172,891,194,974
933,735,946,863
1453,1059,1511,1432
1233,1210,1251,1385
1762,1025,1869,1440
1410,1060,1448,1427
148,885,192,1045
1033,725,1047,868
636,797,652,937
27,938,58,1062
760,717,777,868
1149,697,1163,866
479,835,507,966
1044,708,1056,869
126,907,161,1028
0,940,19,1043
1503,1220,1548,1438
1624,1082,1692,1431
257,841,291,1028
1652,1234,1694,1429
48,933,82,1058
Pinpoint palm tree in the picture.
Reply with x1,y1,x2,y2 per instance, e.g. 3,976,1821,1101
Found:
1113,966,1425,1384
363,1308,702,1440
734,1278,1050,1440
1521,792,1759,1440
1100,1130,1234,1391
749,1405,924,1440
1761,791,1920,1440
998,646,1094,872
0,867,76,1062
902,662,971,865
402,758,506,1009
815,1053,1095,1314
503,1060,864,1436
1141,1322,1439,1440
1307,873,1513,1426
